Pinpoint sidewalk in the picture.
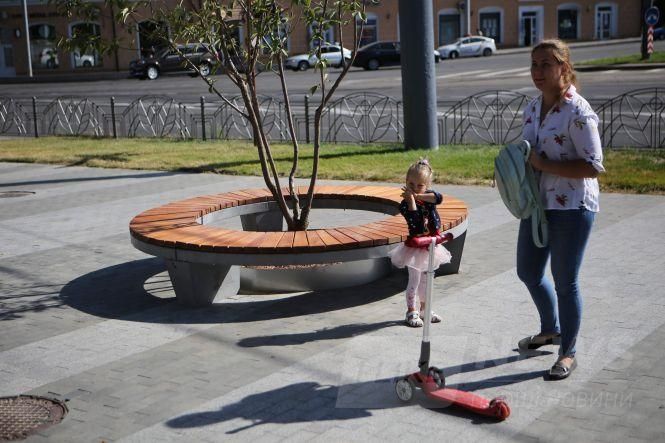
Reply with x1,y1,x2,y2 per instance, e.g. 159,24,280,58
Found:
1,162,664,442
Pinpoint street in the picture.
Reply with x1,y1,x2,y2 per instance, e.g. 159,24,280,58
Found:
1,40,663,105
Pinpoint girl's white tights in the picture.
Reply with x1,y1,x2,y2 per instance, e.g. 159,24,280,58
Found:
406,267,427,311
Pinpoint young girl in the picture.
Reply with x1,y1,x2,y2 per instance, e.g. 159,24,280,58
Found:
389,159,452,327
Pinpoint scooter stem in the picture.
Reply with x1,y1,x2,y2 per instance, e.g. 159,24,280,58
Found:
419,238,436,375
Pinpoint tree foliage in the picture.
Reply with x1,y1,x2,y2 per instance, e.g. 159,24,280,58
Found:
51,0,376,230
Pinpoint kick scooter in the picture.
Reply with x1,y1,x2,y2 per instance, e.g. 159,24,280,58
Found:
394,233,511,420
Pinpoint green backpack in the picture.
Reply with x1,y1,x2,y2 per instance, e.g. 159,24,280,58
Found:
494,140,548,248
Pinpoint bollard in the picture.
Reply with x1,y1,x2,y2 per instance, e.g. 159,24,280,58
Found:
110,97,117,139
304,95,310,143
32,96,38,138
200,96,206,141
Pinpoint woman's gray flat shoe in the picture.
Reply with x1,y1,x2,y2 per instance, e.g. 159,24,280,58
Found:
548,358,577,380
518,334,561,351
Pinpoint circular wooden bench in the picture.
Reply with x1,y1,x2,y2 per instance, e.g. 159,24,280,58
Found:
129,185,468,306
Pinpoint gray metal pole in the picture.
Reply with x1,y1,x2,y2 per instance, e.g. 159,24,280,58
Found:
398,0,438,149
466,0,472,36
22,0,33,77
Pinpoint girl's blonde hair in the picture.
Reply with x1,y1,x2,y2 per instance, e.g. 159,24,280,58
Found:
407,158,433,182
532,39,578,89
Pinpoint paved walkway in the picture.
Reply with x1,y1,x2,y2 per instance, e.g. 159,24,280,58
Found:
1,162,664,442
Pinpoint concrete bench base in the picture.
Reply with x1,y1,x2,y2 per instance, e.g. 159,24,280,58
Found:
240,258,393,293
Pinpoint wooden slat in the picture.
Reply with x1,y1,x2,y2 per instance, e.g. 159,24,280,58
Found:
334,227,373,247
357,223,403,243
276,231,295,249
305,231,327,251
324,229,359,248
344,226,389,245
256,231,286,249
316,229,344,248
292,231,309,250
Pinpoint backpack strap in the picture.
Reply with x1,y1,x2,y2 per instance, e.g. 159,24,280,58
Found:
521,141,548,248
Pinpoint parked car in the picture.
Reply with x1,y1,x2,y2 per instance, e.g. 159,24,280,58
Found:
129,44,219,80
351,41,440,70
654,27,665,40
284,43,352,71
437,36,496,59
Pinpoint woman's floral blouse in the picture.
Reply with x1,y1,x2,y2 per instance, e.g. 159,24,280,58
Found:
522,84,605,212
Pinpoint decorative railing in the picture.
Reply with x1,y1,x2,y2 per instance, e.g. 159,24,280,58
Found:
439,90,530,145
1,88,663,148
321,92,402,143
596,88,664,149
43,96,107,137
210,95,289,141
0,96,28,135
121,95,191,139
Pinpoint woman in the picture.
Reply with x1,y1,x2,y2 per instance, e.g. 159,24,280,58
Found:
517,39,605,380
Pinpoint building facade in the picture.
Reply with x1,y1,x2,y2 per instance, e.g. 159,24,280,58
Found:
0,0,653,78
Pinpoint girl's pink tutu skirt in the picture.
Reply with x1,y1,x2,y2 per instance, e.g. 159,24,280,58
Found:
389,242,452,272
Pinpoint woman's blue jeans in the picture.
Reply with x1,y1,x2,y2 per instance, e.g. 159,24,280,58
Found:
516,209,595,357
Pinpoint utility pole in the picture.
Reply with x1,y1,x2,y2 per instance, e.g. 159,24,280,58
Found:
22,0,33,77
466,0,471,36
641,0,650,59
398,0,438,149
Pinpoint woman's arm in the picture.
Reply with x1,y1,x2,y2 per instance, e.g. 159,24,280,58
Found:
528,152,599,179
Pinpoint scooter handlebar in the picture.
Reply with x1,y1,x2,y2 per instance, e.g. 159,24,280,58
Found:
405,233,453,248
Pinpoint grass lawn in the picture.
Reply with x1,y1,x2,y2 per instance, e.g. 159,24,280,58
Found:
577,51,665,65
0,137,663,194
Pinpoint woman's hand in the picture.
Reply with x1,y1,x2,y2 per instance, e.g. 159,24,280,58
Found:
528,149,544,171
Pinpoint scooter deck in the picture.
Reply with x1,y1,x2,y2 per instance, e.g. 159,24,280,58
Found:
423,385,510,419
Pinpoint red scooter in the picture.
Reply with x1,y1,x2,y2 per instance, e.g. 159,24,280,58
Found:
394,233,511,420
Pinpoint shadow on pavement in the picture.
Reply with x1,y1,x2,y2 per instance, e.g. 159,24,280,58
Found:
166,382,373,434
0,170,176,188
165,353,542,433
184,145,404,172
58,258,404,324
237,320,403,347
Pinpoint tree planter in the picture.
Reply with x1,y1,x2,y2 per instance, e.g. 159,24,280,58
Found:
129,186,468,306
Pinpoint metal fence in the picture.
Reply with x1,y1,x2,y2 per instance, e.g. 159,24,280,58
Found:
1,87,663,148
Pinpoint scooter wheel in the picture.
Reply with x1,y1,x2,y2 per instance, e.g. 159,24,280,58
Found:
395,378,414,402
429,367,446,388
489,397,511,420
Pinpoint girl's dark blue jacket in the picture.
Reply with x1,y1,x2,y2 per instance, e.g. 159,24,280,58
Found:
399,190,443,238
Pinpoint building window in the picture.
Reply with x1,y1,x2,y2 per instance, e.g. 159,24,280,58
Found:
138,20,169,57
356,13,378,47
438,13,460,45
479,12,501,43
558,7,579,40
29,24,58,69
595,4,617,40
70,22,102,68
309,22,335,49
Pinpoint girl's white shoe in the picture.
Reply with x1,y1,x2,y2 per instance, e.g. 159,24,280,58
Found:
405,311,424,328
420,310,442,323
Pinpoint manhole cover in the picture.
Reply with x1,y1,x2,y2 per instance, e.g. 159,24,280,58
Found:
0,395,68,441
0,191,35,199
